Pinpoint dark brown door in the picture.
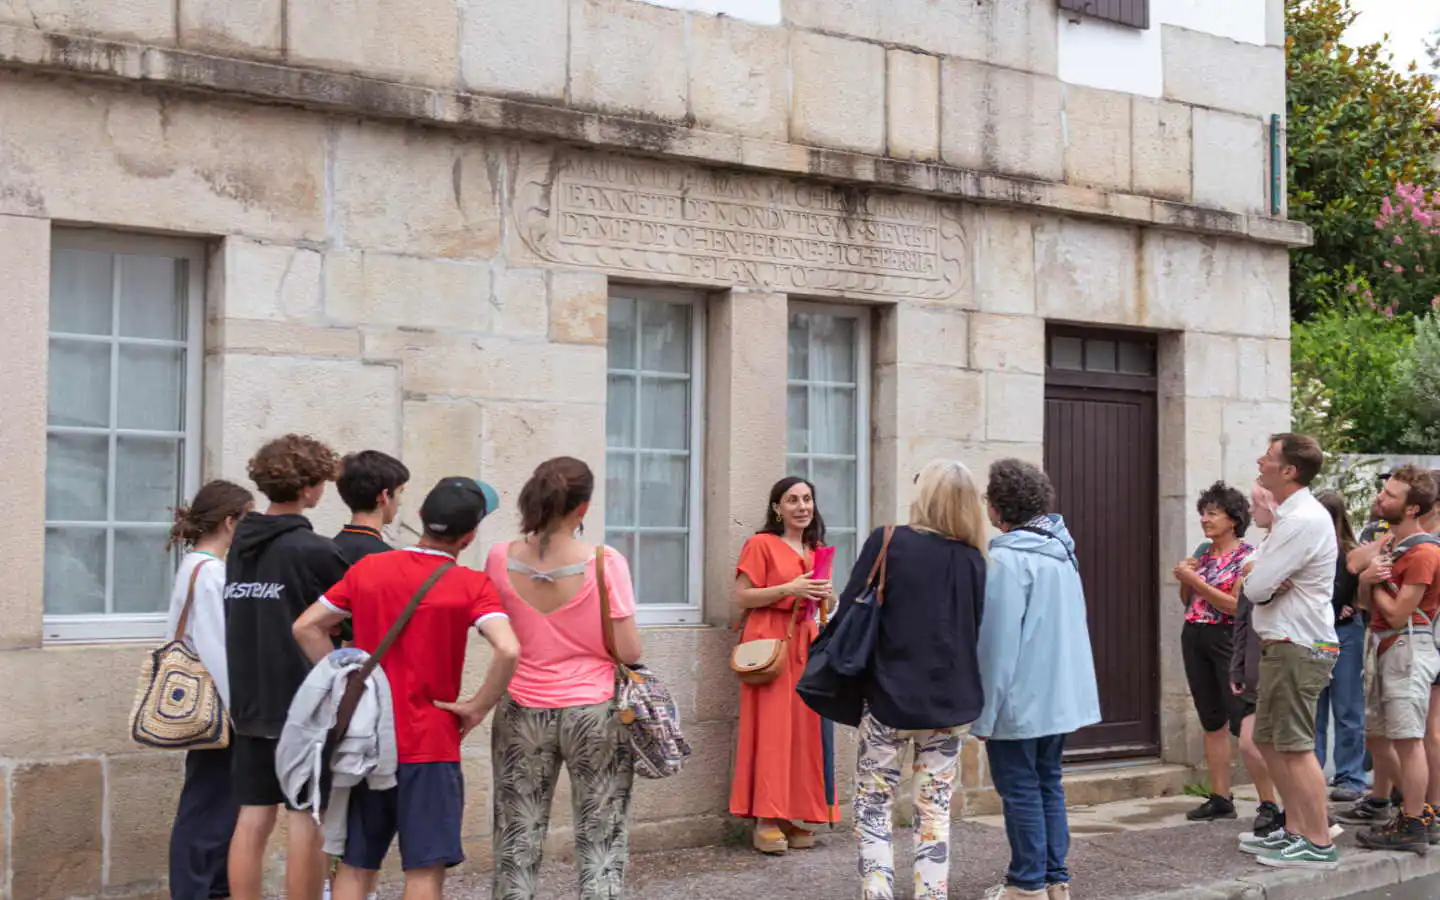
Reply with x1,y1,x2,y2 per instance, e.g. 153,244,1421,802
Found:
1043,330,1159,760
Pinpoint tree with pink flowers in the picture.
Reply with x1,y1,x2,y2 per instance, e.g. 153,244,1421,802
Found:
1371,182,1440,320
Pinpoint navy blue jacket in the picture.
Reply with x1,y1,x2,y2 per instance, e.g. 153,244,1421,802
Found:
834,525,986,730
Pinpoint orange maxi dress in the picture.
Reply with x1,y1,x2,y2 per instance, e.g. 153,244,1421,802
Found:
728,533,839,824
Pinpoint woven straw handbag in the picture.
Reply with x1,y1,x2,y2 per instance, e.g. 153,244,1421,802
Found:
129,560,230,751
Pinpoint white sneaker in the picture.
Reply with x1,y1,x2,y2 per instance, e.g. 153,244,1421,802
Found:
983,886,1047,899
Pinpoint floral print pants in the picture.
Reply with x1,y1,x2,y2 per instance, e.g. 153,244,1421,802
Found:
854,712,967,900
491,695,635,900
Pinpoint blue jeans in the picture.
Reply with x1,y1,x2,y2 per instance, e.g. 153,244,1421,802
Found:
1315,617,1367,791
986,735,1070,892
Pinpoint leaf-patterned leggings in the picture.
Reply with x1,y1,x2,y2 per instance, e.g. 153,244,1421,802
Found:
854,712,968,900
491,695,635,900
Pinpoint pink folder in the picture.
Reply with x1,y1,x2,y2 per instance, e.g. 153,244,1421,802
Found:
812,546,836,581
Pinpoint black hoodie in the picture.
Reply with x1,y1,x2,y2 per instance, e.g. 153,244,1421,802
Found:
225,513,349,738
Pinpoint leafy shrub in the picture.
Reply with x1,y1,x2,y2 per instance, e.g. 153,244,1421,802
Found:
1291,297,1413,452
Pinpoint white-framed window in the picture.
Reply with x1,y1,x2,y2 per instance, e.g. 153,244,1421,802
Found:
787,303,871,588
604,286,705,625
43,231,205,643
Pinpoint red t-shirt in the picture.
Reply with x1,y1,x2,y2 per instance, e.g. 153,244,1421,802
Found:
321,548,506,763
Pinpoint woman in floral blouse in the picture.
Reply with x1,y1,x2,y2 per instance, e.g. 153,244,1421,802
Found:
1174,481,1255,822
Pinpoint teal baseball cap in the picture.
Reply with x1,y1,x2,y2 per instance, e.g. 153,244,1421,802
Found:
419,476,500,538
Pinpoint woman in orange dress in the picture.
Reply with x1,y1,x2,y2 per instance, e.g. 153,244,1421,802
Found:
729,475,838,854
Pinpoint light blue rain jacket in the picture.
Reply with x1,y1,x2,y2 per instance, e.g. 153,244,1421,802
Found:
970,514,1102,741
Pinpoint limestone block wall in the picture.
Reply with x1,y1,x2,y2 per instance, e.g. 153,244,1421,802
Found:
0,0,1287,221
0,63,1294,897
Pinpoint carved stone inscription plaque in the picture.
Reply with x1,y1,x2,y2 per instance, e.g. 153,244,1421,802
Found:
517,152,966,300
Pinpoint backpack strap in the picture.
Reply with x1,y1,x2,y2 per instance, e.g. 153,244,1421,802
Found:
1393,533,1440,557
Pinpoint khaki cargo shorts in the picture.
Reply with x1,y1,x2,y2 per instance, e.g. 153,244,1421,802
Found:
1365,632,1440,741
1253,640,1336,752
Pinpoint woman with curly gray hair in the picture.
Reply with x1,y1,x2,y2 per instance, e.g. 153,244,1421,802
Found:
1174,481,1255,823
974,459,1099,900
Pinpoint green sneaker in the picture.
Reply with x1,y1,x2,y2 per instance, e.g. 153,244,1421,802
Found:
1257,837,1340,870
1239,830,1298,856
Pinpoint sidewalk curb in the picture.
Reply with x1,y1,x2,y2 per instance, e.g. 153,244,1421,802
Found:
1138,850,1440,899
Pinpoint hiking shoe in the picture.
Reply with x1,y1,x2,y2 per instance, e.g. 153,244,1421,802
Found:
1250,802,1284,838
983,886,1046,899
1239,829,1299,856
1426,804,1440,845
1257,837,1340,870
1335,797,1396,826
1357,815,1430,855
1186,794,1237,821
1046,885,1070,900
1330,785,1364,803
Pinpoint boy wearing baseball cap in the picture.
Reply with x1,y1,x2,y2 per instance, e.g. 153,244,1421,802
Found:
293,477,519,900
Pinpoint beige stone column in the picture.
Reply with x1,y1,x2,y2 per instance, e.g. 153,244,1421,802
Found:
1156,326,1290,766
0,214,49,649
703,289,788,625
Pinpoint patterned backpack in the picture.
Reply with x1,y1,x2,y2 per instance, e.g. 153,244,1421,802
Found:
597,547,691,779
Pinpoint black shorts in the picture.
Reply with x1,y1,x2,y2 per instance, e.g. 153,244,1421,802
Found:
342,762,465,872
231,734,304,810
1182,621,1245,737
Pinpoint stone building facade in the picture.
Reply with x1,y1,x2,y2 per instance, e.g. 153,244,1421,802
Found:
0,0,1303,896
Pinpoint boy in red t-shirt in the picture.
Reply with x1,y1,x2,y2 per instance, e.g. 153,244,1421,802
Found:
294,477,520,900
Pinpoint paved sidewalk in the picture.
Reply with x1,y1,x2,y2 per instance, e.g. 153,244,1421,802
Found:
371,791,1440,899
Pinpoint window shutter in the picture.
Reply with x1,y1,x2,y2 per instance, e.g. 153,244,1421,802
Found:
1058,0,1150,29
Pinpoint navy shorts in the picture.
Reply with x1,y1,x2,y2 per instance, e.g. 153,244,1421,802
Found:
342,762,465,872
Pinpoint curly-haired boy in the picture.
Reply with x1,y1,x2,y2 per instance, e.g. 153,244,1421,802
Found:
225,433,350,900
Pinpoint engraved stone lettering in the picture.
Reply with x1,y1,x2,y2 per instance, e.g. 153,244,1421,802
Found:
515,151,967,301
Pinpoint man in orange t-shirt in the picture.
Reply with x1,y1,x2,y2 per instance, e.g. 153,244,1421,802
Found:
1357,466,1440,855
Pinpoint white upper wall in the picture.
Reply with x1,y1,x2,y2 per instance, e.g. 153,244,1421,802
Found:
1058,0,1268,96
638,0,781,25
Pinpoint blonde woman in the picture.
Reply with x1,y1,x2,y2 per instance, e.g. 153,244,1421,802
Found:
837,459,988,900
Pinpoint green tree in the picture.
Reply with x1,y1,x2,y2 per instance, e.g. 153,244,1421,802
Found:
1287,0,1440,320
1290,293,1413,451
1394,312,1440,452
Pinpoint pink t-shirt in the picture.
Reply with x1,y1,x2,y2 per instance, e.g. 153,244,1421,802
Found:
485,542,638,709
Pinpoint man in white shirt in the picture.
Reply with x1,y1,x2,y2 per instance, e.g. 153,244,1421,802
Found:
1238,433,1340,870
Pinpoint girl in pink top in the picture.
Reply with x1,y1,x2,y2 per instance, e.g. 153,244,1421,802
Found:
485,456,642,900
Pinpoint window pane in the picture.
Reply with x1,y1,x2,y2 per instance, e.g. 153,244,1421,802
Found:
606,375,636,448
116,436,182,522
604,530,635,566
118,255,183,340
639,378,689,450
813,458,857,529
810,387,857,455
808,314,857,383
113,529,172,613
48,338,111,428
787,318,809,380
636,532,687,605
605,452,636,528
787,386,809,453
828,530,857,590
44,527,106,615
118,344,185,431
638,455,688,528
46,433,109,521
1085,339,1116,372
1118,341,1155,375
50,249,113,336
608,296,638,370
1050,336,1083,370
639,301,690,374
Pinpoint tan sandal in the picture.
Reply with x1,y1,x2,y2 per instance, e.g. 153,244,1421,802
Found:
753,822,788,854
779,822,817,849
